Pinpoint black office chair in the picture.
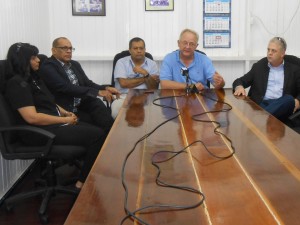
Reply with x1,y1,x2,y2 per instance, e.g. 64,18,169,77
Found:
38,54,48,66
0,60,5,93
283,55,300,130
111,50,153,87
0,60,86,224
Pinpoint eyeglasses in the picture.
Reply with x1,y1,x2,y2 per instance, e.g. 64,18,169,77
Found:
55,46,75,52
181,41,198,48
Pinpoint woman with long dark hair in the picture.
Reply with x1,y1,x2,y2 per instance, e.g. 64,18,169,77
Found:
5,42,105,189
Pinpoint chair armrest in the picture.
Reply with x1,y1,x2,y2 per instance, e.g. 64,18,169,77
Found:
0,125,56,159
0,125,55,137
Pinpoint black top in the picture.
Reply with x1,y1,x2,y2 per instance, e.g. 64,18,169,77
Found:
5,74,60,126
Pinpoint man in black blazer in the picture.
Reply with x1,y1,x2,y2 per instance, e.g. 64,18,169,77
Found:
40,37,120,134
233,37,300,122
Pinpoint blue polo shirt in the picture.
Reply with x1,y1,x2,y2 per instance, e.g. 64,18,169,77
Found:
114,56,159,94
160,50,215,88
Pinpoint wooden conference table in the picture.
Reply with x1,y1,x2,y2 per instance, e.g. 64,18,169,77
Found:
65,89,300,225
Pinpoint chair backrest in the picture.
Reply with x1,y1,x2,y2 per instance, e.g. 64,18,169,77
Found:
0,93,25,159
38,54,48,67
111,50,153,87
0,60,6,94
284,55,300,123
195,49,207,56
0,59,16,127
284,55,300,66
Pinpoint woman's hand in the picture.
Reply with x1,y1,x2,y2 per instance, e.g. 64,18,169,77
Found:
64,113,78,125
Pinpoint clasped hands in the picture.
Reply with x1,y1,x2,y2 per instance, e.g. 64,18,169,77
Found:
63,111,78,125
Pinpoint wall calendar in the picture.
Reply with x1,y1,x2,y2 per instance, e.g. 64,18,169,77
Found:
203,0,231,48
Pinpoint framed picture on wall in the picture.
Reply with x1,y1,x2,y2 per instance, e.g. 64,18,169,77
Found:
145,0,174,11
72,0,106,16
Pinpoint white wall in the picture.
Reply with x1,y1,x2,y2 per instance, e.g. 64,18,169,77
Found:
1,0,300,198
45,0,300,86
47,0,246,58
1,0,300,85
249,0,300,56
0,0,50,57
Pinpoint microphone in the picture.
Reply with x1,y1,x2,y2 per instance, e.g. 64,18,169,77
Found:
181,67,198,95
181,67,190,95
181,67,189,77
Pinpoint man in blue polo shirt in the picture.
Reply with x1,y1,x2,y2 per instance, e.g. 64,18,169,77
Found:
160,28,225,91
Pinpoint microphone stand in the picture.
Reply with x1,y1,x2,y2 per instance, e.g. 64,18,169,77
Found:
185,73,191,95
181,67,191,95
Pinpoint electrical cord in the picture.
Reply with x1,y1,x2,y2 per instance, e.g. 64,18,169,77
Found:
120,92,235,225
191,92,236,159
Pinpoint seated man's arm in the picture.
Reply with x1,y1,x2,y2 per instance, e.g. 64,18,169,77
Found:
160,80,186,89
118,77,146,89
160,56,186,89
115,58,159,90
232,60,261,95
118,75,159,90
143,61,160,89
212,72,225,89
144,75,159,89
233,85,246,96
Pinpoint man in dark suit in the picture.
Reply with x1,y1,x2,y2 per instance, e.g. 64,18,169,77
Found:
233,37,300,122
40,37,120,134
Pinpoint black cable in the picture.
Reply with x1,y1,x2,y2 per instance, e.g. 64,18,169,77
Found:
192,92,235,159
120,94,183,225
120,92,235,225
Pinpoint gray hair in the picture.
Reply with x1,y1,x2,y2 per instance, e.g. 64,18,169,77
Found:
270,37,287,51
179,29,199,43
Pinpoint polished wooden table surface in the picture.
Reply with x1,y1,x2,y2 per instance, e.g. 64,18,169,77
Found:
64,89,300,225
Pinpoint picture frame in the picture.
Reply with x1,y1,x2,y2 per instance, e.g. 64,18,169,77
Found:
72,0,106,16
145,0,174,11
